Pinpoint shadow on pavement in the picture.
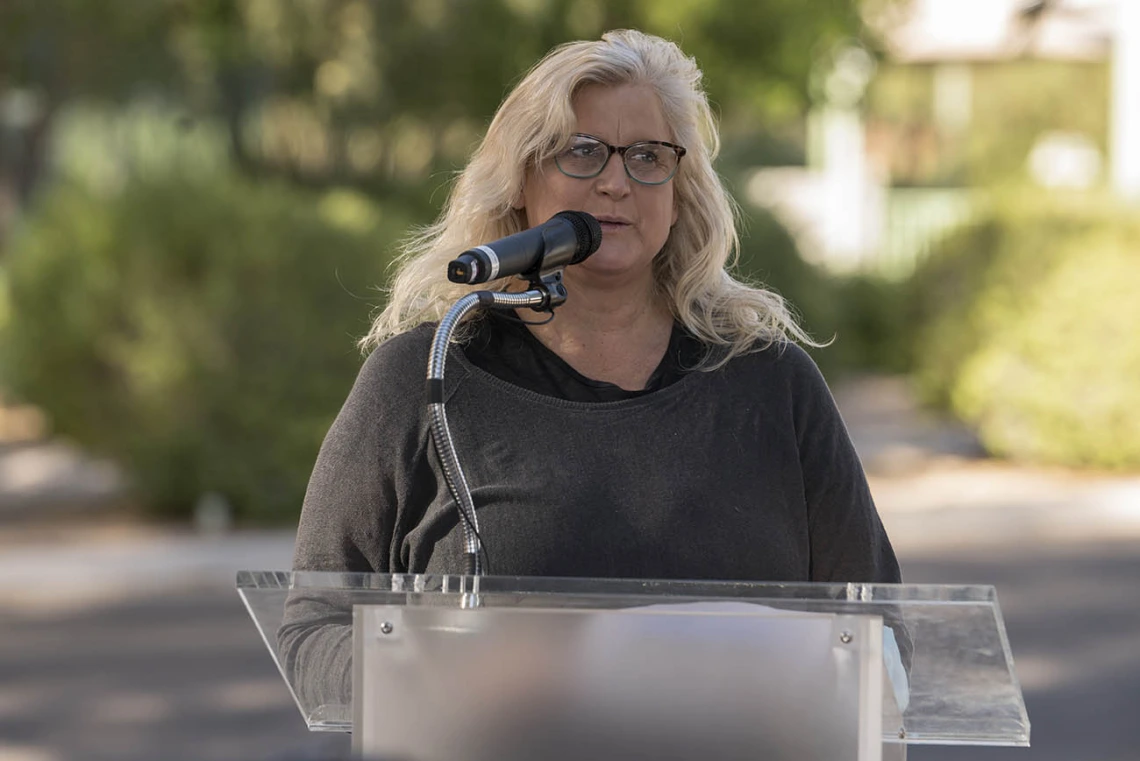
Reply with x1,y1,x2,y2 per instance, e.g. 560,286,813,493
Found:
0,539,1136,761
0,582,351,761
902,539,1140,761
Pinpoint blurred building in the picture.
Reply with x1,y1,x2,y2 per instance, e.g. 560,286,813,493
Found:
747,0,1138,277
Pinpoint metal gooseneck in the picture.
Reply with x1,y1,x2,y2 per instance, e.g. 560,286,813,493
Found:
425,273,570,581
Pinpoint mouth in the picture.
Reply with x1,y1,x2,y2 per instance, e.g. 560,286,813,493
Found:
594,215,633,229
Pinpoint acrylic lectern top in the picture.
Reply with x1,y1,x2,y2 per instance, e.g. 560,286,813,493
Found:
237,571,1029,748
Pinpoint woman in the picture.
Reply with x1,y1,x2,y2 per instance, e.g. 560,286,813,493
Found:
291,29,899,585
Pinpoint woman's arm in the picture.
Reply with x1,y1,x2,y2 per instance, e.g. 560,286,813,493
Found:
784,344,901,584
278,329,433,717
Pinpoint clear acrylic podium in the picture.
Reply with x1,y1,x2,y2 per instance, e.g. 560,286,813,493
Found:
238,571,1029,760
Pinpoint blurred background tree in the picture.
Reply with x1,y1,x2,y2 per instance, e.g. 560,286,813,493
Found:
1,0,875,208
7,0,1135,522
909,191,1140,470
0,0,887,523
866,58,1110,188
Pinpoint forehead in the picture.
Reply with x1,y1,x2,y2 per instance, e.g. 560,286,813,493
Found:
570,83,672,142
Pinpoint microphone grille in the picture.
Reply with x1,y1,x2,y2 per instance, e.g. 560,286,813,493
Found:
555,211,603,263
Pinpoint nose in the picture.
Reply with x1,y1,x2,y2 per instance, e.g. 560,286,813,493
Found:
593,150,631,198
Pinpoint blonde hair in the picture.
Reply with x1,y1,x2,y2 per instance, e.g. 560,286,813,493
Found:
361,29,818,368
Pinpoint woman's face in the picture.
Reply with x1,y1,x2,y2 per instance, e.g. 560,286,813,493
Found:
518,83,679,290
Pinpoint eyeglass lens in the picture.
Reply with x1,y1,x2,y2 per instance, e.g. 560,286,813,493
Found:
556,135,681,184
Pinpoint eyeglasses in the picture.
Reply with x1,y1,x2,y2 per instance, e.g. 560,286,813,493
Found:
554,133,687,186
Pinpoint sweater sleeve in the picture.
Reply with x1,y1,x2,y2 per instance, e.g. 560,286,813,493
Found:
783,344,901,584
291,329,435,573
278,329,433,719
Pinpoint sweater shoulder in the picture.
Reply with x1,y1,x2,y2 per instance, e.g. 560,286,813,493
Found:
734,338,826,384
721,339,837,417
329,325,437,426
356,325,436,391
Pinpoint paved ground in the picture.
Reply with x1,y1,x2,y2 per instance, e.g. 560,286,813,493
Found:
903,538,1140,761
0,550,348,761
2,529,1137,761
1,375,1138,760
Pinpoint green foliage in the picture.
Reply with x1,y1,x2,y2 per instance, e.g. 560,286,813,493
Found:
828,273,913,374
733,207,837,365
910,194,1140,469
2,0,879,206
0,0,180,101
965,61,1109,186
733,208,909,378
2,174,408,521
0,0,904,520
865,59,1110,187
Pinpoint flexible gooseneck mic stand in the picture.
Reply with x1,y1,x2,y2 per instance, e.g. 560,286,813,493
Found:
426,271,569,586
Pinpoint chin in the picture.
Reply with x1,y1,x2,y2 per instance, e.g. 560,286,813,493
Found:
577,244,643,272
577,253,643,276
565,256,656,290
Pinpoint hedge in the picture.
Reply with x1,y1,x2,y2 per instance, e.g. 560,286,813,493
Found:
909,194,1140,469
2,174,408,521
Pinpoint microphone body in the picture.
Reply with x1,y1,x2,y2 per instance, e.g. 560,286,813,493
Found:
447,211,602,284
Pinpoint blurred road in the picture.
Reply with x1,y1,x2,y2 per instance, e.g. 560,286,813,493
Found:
2,528,1138,761
0,532,348,761
904,539,1140,761
1,375,1138,761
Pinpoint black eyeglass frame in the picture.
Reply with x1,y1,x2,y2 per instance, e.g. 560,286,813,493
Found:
554,133,687,186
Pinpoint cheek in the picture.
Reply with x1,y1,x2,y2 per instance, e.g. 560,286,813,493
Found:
649,194,677,240
522,171,585,224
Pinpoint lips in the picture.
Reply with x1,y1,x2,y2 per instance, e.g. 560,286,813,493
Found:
593,215,633,227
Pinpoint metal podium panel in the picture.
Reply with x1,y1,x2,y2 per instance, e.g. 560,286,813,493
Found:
353,604,883,761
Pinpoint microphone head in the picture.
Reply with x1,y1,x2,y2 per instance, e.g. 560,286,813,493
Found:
554,211,603,264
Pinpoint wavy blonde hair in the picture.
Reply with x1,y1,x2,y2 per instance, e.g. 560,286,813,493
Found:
361,29,817,368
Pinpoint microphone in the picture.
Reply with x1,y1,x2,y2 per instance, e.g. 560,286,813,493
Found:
447,210,602,284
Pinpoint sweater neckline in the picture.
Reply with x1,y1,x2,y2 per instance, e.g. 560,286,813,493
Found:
448,340,710,412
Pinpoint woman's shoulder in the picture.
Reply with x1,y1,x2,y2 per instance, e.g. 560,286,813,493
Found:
365,323,436,368
731,337,823,378
349,324,439,402
717,337,834,404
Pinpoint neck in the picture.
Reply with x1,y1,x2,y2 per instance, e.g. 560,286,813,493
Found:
519,272,674,390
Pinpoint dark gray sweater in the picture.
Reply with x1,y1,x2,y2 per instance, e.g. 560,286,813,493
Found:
282,323,901,718
291,324,899,583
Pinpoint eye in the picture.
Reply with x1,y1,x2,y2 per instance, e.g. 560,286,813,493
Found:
565,139,603,159
627,145,663,165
